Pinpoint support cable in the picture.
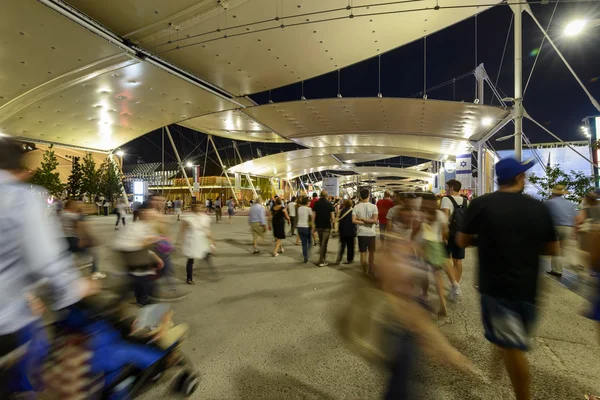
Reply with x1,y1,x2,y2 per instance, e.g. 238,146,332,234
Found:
378,55,382,97
523,0,560,97
423,36,427,99
491,14,513,105
524,110,597,167
525,7,600,112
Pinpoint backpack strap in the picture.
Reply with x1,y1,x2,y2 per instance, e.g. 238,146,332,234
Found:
445,195,460,209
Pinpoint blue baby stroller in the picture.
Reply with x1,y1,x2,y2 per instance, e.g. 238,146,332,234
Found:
42,298,199,399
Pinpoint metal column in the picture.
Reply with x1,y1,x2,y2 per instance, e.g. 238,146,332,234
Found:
164,126,194,198
475,63,485,104
477,142,485,196
511,0,524,161
232,141,259,199
207,135,237,200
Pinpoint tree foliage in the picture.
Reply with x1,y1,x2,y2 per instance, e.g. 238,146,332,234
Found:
28,145,64,197
67,156,83,199
528,165,595,204
98,158,122,202
81,153,99,201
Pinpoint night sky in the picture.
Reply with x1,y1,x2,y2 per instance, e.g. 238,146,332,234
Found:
123,1,600,173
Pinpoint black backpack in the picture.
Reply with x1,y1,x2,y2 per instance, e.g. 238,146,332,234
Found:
445,196,467,236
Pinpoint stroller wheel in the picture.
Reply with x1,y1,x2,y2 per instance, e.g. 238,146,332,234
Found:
151,371,163,383
173,371,189,392
182,372,200,396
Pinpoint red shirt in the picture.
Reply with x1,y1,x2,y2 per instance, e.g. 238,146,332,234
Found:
309,198,319,209
376,198,395,224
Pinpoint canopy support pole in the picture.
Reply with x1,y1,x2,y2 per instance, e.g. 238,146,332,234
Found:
232,141,258,200
477,142,485,196
510,0,524,161
165,126,194,198
208,135,237,200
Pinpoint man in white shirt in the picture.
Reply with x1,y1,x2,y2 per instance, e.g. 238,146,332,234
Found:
440,179,469,297
353,188,379,274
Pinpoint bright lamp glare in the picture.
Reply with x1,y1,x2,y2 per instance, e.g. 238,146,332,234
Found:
116,150,124,157
564,20,587,36
481,117,493,127
186,161,193,168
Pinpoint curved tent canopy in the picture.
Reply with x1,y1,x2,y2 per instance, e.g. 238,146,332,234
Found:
1,0,500,150
228,149,441,180
66,0,500,96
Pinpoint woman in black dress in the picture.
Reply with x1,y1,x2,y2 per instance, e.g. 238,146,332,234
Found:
271,198,291,257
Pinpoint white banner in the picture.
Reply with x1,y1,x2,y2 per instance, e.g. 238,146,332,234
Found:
322,177,339,197
456,154,472,189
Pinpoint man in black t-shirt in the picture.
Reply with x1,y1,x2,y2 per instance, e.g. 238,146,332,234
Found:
312,190,335,267
457,157,558,400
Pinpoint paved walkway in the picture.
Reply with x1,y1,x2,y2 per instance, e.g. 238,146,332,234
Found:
86,213,600,399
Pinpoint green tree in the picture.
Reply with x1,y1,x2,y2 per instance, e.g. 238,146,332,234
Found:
28,145,64,197
528,165,595,204
98,158,122,202
81,153,99,201
67,156,83,199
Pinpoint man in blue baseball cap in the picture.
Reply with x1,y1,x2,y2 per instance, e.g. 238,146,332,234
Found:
456,157,558,400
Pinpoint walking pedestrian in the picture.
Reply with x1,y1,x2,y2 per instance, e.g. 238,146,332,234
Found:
0,138,99,398
114,205,164,305
376,190,394,245
61,200,105,280
178,203,216,285
309,192,320,245
249,197,268,254
546,185,577,277
335,199,356,265
103,198,109,216
457,157,558,400
353,188,379,274
440,179,468,298
287,196,297,236
132,199,142,222
214,196,222,222
271,198,290,257
296,196,313,263
312,190,335,267
174,197,183,221
416,193,449,316
114,199,126,230
226,196,236,224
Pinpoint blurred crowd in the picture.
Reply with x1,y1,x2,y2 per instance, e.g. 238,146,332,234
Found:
2,132,600,399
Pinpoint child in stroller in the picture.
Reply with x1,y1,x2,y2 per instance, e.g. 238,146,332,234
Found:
42,295,198,399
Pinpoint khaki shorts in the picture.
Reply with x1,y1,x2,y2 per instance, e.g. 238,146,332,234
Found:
251,222,265,240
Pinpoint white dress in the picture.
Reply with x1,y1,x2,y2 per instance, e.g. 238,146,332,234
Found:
183,213,212,259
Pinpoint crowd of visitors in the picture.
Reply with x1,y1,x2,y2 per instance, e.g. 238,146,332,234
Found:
2,130,600,400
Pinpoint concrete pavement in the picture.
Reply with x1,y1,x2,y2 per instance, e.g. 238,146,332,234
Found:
86,213,600,399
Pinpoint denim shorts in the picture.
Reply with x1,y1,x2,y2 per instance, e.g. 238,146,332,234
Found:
480,295,537,351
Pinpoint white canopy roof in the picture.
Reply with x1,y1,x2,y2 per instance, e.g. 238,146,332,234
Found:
0,0,501,150
66,0,500,96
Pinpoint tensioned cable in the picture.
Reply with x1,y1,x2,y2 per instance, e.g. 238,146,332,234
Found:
154,1,595,53
423,36,427,98
408,70,474,98
523,0,560,97
491,14,513,106
378,55,382,96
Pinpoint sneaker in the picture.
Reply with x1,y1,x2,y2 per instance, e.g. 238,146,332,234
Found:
304,258,308,263
318,262,328,267
91,272,106,280
253,249,260,254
